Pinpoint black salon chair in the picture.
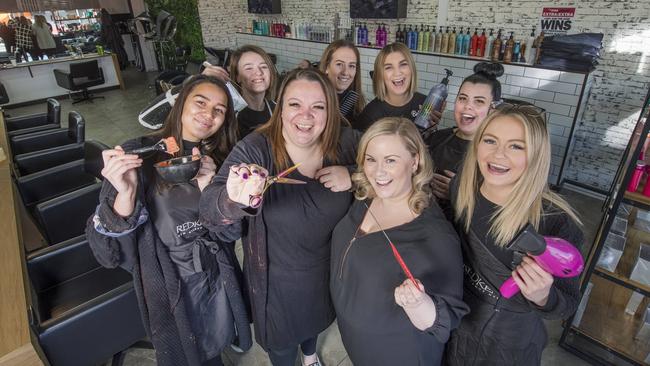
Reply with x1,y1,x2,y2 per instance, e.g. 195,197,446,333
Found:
54,59,105,104
15,140,106,214
10,111,85,156
12,140,98,176
27,237,148,366
5,99,61,137
33,182,103,246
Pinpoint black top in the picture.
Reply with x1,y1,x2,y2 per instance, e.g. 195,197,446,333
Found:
472,192,514,267
330,199,469,365
445,178,584,366
236,100,276,138
354,92,427,131
199,128,361,350
87,136,251,365
427,127,470,175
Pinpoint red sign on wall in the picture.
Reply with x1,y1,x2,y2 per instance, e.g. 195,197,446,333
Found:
540,7,576,35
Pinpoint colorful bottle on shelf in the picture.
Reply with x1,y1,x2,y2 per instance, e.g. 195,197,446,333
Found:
485,28,494,59
434,26,442,52
504,31,515,63
476,28,487,57
491,29,502,61
406,25,414,49
513,41,521,62
428,26,435,52
470,28,479,56
462,28,471,55
396,24,403,44
441,27,450,54
448,27,457,54
455,27,464,55
422,26,430,52
499,31,507,61
628,161,646,192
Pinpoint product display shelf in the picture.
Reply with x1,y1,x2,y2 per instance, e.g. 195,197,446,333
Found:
560,87,650,366
570,275,650,365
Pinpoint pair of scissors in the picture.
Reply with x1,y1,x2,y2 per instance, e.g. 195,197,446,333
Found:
261,163,306,194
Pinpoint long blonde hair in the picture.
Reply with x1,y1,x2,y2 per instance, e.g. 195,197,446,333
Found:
454,107,581,246
352,117,433,214
319,40,366,116
372,43,417,102
257,68,343,172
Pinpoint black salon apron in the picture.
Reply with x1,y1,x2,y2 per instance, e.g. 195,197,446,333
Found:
149,179,234,362
445,228,547,366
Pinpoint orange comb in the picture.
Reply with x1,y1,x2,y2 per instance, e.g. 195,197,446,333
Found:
161,136,179,155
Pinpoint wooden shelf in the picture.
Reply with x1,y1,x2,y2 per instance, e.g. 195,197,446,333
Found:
573,275,650,365
624,190,650,208
594,267,650,297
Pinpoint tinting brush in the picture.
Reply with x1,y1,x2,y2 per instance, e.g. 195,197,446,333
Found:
126,136,180,155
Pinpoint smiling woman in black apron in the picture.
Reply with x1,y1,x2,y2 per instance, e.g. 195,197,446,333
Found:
426,62,503,219
446,104,583,366
330,117,468,366
86,75,249,366
200,68,359,366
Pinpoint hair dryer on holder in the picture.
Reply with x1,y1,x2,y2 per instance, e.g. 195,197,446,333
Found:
500,224,584,299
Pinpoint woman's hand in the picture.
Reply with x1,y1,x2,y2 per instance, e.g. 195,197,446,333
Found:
193,147,216,192
394,279,437,331
432,170,455,200
101,146,142,217
512,256,554,307
201,64,230,82
226,163,268,208
419,101,445,130
315,166,352,192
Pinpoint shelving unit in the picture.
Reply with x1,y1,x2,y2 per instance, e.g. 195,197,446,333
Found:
560,87,650,365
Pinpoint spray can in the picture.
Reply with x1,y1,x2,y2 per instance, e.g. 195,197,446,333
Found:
413,68,453,132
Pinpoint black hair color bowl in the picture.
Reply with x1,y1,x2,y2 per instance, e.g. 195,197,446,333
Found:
154,154,201,183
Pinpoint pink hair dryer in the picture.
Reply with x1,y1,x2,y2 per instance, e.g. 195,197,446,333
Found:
499,225,584,299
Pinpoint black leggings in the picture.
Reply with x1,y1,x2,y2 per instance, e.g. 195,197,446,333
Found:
267,336,318,366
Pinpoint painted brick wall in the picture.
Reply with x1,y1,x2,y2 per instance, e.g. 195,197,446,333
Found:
236,32,589,186
199,0,650,191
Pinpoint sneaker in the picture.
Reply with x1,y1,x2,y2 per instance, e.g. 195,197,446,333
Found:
301,353,322,366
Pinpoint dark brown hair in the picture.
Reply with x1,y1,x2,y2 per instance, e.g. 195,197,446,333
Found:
319,39,366,116
229,44,278,101
257,68,343,171
157,74,238,167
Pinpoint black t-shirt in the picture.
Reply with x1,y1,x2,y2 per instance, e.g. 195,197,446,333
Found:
427,127,471,175
237,100,276,138
354,92,427,131
472,192,514,267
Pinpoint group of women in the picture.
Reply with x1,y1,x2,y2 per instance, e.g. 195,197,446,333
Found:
87,38,583,366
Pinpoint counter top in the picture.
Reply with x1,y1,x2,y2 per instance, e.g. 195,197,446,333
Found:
236,32,590,75
1,52,112,70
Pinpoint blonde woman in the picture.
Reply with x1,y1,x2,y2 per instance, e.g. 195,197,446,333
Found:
200,69,359,366
31,15,55,58
330,117,468,365
319,40,366,124
446,104,583,365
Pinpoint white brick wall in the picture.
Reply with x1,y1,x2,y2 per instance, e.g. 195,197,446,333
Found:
199,0,650,191
236,33,590,186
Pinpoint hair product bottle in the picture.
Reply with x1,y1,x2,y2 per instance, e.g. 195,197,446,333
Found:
413,68,454,131
434,26,442,52
476,28,487,57
491,29,502,61
448,26,457,54
455,27,464,55
441,26,450,54
470,28,479,56
503,31,515,63
485,28,494,59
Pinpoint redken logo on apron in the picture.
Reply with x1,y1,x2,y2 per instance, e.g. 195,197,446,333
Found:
177,220,204,238
464,264,499,300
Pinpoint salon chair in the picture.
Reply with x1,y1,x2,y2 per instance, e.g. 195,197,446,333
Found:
54,59,105,104
16,140,105,214
12,140,102,177
10,111,85,156
5,98,61,137
33,182,103,246
27,237,148,366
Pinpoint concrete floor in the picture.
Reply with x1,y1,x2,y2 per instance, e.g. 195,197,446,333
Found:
5,67,599,365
